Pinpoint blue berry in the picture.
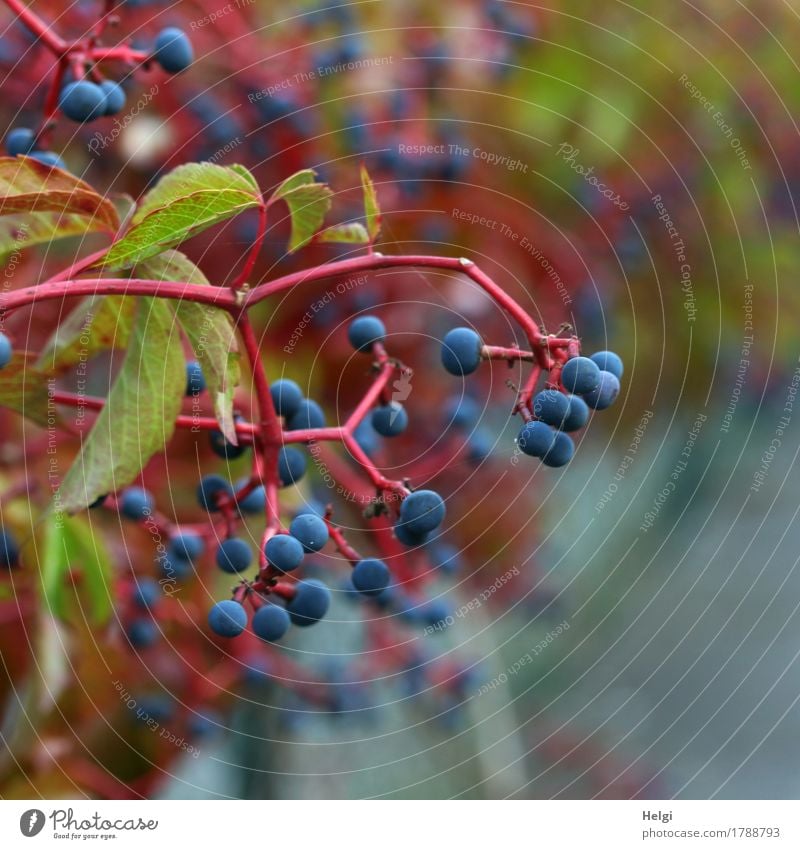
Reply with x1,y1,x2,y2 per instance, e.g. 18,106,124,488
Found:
561,356,601,394
542,431,574,467
265,534,304,572
399,489,446,536
59,81,107,122
353,418,380,457
127,619,159,648
287,579,331,627
351,558,391,596
270,379,303,419
154,27,193,73
28,151,66,170
278,446,307,486
427,541,462,574
444,395,480,430
133,578,161,609
159,553,192,582
196,474,233,512
562,395,590,432
252,604,291,641
371,402,408,437
421,598,452,629
517,421,556,457
0,333,12,369
294,499,326,518
236,479,266,514
286,398,326,430
394,522,431,547
99,80,126,116
441,327,483,376
533,389,570,427
582,370,621,410
168,531,204,562
208,599,247,637
216,537,252,574
0,529,19,568
467,429,493,463
348,315,386,352
5,127,35,156
185,361,205,395
590,350,623,379
120,487,153,520
209,419,248,459
289,513,329,553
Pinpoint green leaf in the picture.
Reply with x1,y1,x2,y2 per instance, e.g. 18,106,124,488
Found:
41,512,112,626
0,156,119,232
270,169,333,252
138,250,240,443
0,353,66,428
360,165,381,242
36,295,136,373
56,296,185,513
316,222,370,244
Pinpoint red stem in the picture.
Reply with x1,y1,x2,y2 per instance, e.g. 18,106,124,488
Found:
3,0,66,54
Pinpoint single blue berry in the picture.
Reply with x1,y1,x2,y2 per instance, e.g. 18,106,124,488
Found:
120,487,154,520
287,579,331,627
394,522,431,547
590,350,624,379
352,558,391,597
399,489,446,536
517,421,556,457
133,578,161,609
561,356,601,394
209,418,248,460
154,27,194,73
59,80,107,122
286,398,326,430
443,395,480,430
533,389,570,427
216,537,252,574
289,513,329,553
5,127,35,156
236,479,266,514
196,474,234,512
562,394,590,432
28,151,66,170
99,80,126,116
127,619,159,648
421,598,452,629
348,315,386,352
185,361,205,395
270,379,303,419
265,534,304,572
0,333,12,369
0,529,19,568
542,431,575,467
371,402,408,437
427,541,462,574
582,370,621,410
353,418,380,457
467,429,493,463
278,446,307,487
253,604,291,642
294,499,326,518
208,599,247,637
168,531,204,562
159,552,192,582
441,327,483,376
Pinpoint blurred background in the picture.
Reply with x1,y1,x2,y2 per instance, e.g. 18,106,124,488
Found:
0,0,798,799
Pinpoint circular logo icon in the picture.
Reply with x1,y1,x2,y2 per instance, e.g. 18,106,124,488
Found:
19,810,45,837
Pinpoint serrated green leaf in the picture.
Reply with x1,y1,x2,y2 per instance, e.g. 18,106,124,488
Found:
229,164,260,194
0,353,66,428
360,165,381,242
57,297,185,513
36,295,136,373
138,250,240,443
316,222,370,244
270,170,332,252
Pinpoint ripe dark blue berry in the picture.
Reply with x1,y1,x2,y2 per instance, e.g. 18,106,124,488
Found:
590,350,623,379
354,418,380,457
252,604,291,642
265,534,304,572
120,487,154,520
236,479,266,514
99,80,126,116
270,379,303,418
209,419,247,459
216,537,252,574
533,389,570,427
348,315,385,352
287,579,331,626
5,127,35,156
371,402,408,437
133,578,161,609
562,394,590,432
0,529,19,568
196,474,234,512
59,81,107,122
351,558,391,596
444,395,480,430
159,553,192,582
289,513,329,553
208,599,247,637
185,360,205,395
0,333,11,369
427,541,462,574
394,522,431,547
278,446,307,486
421,598,452,629
441,327,483,376
542,431,575,467
154,27,194,73
467,429,493,463
561,356,601,394
286,398,326,430
168,531,204,562
399,489,445,536
517,421,556,457
29,151,66,170
127,619,159,648
582,370,621,410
